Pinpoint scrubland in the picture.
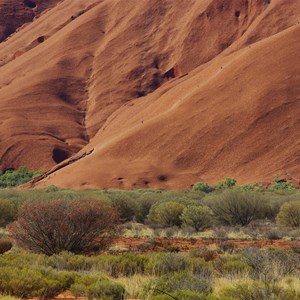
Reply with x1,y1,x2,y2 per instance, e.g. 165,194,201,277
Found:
0,176,300,299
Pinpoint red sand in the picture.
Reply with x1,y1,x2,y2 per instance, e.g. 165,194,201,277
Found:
112,237,300,253
0,0,299,189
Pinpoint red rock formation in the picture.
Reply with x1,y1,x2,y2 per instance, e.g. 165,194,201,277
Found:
0,0,63,42
0,0,299,188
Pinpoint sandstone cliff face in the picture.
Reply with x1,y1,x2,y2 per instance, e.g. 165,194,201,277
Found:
0,0,299,188
0,0,62,42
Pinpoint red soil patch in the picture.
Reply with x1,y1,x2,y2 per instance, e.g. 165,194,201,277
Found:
28,290,85,300
112,237,300,253
54,290,84,300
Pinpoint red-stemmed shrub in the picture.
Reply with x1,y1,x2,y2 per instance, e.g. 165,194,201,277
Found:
9,199,120,255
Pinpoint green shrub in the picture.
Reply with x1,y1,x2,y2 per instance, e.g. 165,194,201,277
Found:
46,252,95,272
192,182,212,193
220,281,299,300
65,255,95,271
0,295,20,300
234,184,258,191
181,206,214,231
208,191,266,226
172,290,209,300
0,252,46,270
270,179,296,191
263,193,289,221
276,201,300,227
147,202,185,227
0,199,17,227
214,255,251,276
97,254,148,277
0,266,75,298
241,247,300,279
214,178,237,190
145,272,212,297
188,257,213,279
71,275,125,300
133,196,158,223
0,167,41,188
44,185,60,192
146,253,188,275
110,195,137,222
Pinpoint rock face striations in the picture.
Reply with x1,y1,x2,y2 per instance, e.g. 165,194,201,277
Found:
0,0,299,188
0,0,63,42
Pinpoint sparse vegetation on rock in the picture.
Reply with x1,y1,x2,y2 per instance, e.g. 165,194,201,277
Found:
214,178,237,190
192,182,213,193
270,178,296,191
0,167,41,188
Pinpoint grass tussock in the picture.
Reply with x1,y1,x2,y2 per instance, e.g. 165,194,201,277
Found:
0,247,299,299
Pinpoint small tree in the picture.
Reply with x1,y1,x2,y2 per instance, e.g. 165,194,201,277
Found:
0,166,41,188
214,178,237,190
270,179,295,190
181,206,214,231
9,199,120,255
110,194,137,222
192,182,212,193
208,191,266,226
147,202,185,227
276,201,300,227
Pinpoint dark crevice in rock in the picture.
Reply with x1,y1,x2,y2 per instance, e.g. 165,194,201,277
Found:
164,67,176,79
24,0,37,9
158,175,168,182
52,148,70,164
153,57,160,69
37,35,45,43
